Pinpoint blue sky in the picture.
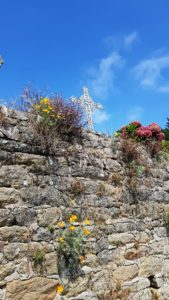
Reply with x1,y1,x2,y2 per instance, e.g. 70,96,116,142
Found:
0,0,169,133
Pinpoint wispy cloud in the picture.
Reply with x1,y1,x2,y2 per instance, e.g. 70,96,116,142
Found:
132,55,169,92
127,106,143,122
103,31,138,51
93,110,110,124
87,51,125,99
124,31,138,50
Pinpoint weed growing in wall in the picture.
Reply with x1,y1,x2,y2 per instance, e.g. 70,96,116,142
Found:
97,182,106,196
32,249,45,266
108,173,123,186
71,179,85,196
47,223,55,233
57,214,91,278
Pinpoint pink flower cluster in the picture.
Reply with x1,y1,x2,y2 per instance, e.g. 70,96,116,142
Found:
130,121,142,128
119,121,165,142
136,126,152,138
137,123,165,141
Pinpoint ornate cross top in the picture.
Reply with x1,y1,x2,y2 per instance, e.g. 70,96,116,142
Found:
71,86,103,131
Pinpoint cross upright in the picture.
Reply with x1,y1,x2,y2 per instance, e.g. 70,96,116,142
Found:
71,86,103,131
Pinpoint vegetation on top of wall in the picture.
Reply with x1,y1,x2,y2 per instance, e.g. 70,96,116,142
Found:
115,121,166,160
116,121,165,142
16,86,84,152
32,96,83,136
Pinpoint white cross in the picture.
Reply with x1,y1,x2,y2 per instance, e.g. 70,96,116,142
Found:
71,86,103,131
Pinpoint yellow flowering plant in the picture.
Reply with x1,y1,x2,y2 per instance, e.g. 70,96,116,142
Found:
20,86,84,153
31,94,83,138
34,97,64,128
58,214,91,277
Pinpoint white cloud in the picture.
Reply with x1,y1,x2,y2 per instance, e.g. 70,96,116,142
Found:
88,51,125,99
103,31,138,51
93,110,110,124
124,31,138,50
132,55,169,92
127,106,143,122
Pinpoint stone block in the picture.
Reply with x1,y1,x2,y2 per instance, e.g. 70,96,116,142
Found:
6,277,58,300
0,226,30,242
0,188,22,208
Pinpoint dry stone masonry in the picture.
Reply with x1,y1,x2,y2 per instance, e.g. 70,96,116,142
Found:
0,108,169,300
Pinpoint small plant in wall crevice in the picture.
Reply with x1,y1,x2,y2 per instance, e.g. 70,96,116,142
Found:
32,249,45,266
97,182,106,197
71,179,85,196
57,214,91,278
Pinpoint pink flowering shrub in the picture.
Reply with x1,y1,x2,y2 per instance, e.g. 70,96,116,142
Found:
117,121,165,142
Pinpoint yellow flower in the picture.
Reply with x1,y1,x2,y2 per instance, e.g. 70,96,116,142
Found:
57,221,65,228
84,218,90,225
58,237,64,243
42,97,49,104
48,105,53,111
56,284,64,294
84,229,90,236
34,104,41,109
69,214,78,223
43,108,49,113
79,255,85,263
69,225,75,231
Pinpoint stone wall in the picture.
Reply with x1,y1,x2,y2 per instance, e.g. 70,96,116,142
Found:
0,108,169,300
